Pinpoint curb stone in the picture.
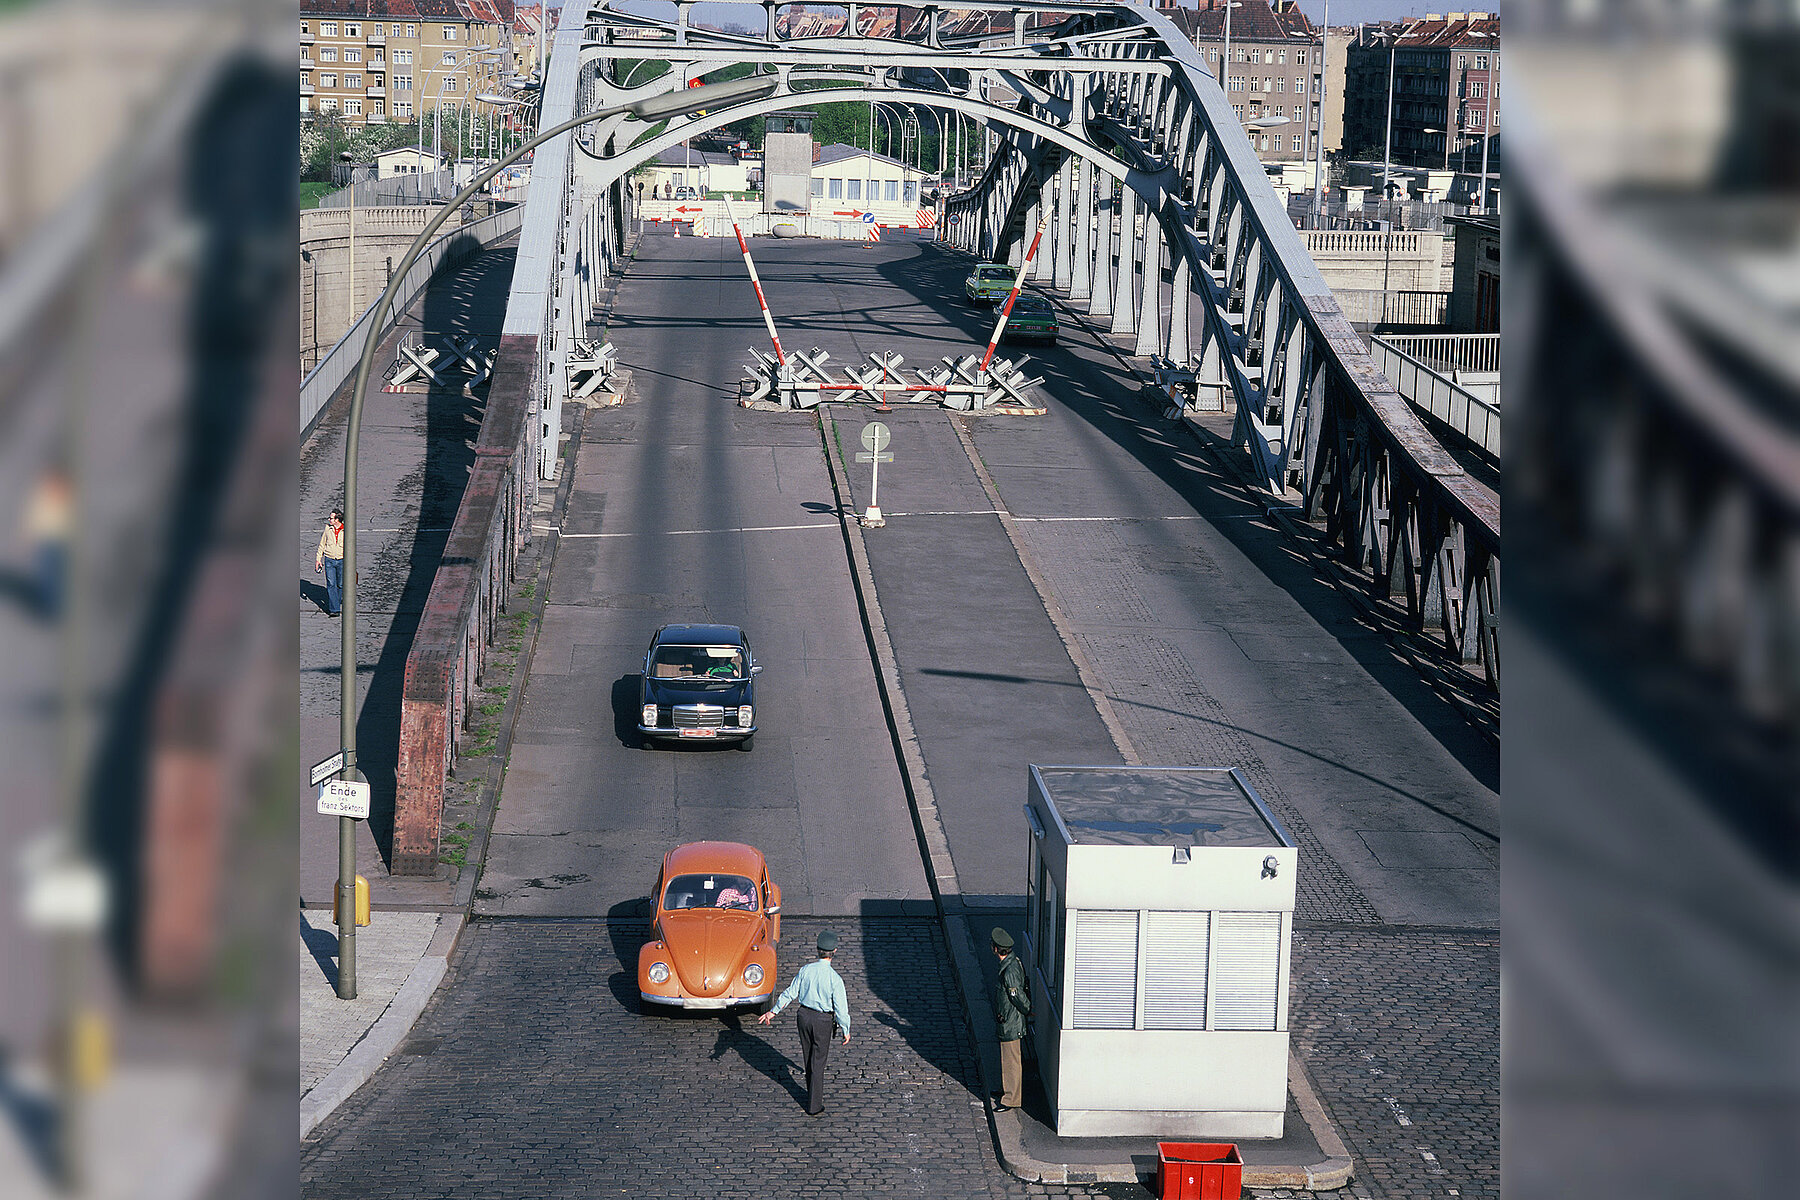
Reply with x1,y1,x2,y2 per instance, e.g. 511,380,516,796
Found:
300,913,464,1140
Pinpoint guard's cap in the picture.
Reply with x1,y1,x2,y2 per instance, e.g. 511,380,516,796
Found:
817,930,839,952
990,927,1014,949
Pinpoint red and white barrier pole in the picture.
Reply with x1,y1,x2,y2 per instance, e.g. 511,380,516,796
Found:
726,199,786,366
978,215,1050,373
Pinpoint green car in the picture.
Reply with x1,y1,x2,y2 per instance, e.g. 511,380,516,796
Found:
964,263,1015,305
1002,294,1059,344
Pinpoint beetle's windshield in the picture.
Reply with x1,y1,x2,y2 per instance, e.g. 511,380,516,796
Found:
664,873,759,911
649,646,745,682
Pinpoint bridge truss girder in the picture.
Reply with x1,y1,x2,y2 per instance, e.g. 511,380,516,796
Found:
513,2,1498,692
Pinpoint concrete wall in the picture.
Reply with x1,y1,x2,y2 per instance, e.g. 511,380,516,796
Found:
1299,228,1444,291
299,206,489,373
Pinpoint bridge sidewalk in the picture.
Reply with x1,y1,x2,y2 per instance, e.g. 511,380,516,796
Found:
298,235,546,1133
298,235,520,911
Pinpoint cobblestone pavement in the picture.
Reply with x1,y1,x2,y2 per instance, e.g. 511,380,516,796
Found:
302,918,1140,1199
299,916,1494,1199
1287,927,1499,1200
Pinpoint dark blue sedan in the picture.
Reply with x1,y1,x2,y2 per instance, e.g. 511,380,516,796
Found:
639,624,760,750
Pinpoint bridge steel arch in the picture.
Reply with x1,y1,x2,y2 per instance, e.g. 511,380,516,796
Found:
503,2,1499,693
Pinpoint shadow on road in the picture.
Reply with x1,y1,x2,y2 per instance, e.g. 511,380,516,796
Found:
610,673,644,748
709,1013,804,1105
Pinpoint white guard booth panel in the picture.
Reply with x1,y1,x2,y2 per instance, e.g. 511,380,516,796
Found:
1023,765,1298,1138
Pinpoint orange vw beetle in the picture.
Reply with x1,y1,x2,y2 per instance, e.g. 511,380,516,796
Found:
638,842,783,1011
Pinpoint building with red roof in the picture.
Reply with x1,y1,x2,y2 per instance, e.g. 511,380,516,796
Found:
1157,1,1324,164
301,1,519,130
1342,13,1499,177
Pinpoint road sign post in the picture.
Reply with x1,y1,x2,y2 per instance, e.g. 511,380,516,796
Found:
326,767,369,999
857,421,892,527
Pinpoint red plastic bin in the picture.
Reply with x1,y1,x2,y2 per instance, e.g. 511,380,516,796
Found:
1157,1142,1243,1200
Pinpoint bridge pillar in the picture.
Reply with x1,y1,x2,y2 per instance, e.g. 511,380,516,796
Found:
1111,187,1137,336
1053,157,1075,293
1071,158,1094,301
1169,253,1192,364
1135,208,1165,357
1090,194,1115,319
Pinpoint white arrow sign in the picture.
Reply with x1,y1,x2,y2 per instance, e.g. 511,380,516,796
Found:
318,778,372,820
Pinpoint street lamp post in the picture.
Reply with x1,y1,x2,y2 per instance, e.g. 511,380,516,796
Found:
330,72,780,1003
1309,0,1331,229
1379,28,1399,321
1478,58,1494,212
341,151,356,339
1221,1,1243,84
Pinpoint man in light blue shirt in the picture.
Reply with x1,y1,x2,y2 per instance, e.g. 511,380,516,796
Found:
759,929,851,1115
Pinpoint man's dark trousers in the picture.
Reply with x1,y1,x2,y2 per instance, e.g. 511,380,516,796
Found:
796,1006,835,1114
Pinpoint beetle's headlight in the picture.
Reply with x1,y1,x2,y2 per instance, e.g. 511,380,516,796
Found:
642,704,658,727
743,964,764,987
738,705,752,727
648,962,670,984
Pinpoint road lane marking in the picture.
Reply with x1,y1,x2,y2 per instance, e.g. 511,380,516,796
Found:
545,522,841,538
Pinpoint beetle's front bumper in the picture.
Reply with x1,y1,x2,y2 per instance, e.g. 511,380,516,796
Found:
640,992,770,1010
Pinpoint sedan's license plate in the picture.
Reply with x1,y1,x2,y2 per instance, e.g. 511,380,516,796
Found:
679,728,717,739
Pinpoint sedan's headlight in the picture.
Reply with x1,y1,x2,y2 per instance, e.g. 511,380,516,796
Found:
647,962,670,984
642,704,658,727
743,963,764,987
737,705,753,727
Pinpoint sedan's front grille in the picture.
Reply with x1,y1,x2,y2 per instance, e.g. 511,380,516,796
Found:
673,705,725,729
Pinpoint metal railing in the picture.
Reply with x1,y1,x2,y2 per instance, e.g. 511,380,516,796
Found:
315,169,459,208
1300,230,1434,255
1370,336,1500,459
1378,332,1500,376
1290,195,1484,232
1331,289,1452,328
300,204,524,435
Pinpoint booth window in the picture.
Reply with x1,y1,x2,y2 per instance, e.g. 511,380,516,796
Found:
1211,911,1282,1030
1142,911,1210,1029
1071,911,1137,1029
1039,870,1062,1010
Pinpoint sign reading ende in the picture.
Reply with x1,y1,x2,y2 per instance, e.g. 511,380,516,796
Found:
317,778,372,820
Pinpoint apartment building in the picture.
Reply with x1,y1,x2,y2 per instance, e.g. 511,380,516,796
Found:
1158,0,1325,163
300,1,515,127
1343,13,1499,174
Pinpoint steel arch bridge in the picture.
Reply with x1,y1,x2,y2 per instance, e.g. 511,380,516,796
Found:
502,2,1500,692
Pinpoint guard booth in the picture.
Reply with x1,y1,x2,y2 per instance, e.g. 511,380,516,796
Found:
1022,766,1297,1137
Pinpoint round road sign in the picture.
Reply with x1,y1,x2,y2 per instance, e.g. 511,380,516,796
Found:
860,422,891,453
862,211,876,223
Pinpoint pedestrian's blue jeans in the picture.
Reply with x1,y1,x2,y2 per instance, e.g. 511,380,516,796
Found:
35,542,65,619
323,556,344,614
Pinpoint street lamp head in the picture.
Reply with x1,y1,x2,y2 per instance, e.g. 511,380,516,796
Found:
475,93,526,106
627,73,777,120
